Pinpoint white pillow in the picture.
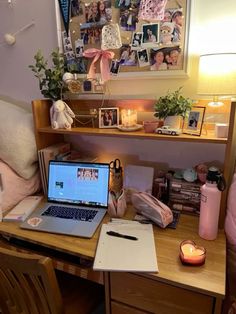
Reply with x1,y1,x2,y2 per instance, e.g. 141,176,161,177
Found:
0,161,41,212
0,99,38,179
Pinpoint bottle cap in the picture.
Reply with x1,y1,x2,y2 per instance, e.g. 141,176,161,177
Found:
206,166,226,191
206,166,220,183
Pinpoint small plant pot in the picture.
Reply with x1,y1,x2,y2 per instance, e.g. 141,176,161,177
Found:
143,120,162,133
164,115,183,129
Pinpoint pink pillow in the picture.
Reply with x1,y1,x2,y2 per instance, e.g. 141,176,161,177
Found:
225,174,236,246
0,160,41,212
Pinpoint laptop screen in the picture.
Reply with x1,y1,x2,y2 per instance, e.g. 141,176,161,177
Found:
47,161,110,208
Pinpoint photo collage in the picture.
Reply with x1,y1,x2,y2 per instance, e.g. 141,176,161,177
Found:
64,0,187,74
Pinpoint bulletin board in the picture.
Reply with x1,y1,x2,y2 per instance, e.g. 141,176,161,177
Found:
56,0,191,78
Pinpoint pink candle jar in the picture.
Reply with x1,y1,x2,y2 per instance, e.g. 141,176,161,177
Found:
180,240,206,266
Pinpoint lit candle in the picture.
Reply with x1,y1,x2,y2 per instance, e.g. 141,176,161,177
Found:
121,109,137,127
180,240,206,266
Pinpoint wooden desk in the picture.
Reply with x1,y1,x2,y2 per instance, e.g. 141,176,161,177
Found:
0,211,225,314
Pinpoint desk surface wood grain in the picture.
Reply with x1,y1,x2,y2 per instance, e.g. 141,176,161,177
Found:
0,207,225,299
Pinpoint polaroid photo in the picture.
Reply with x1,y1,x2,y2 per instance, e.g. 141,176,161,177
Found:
75,39,84,58
142,23,160,47
131,32,143,50
110,60,120,75
137,49,150,67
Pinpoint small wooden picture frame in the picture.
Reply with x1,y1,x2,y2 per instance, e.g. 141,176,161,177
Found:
183,106,206,136
99,108,119,128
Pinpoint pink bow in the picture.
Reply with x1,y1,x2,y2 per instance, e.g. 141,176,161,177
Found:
83,48,115,83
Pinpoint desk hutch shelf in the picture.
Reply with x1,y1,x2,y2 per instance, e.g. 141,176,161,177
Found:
32,99,236,228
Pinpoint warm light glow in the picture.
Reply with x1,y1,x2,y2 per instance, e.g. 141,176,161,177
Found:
197,53,236,107
121,109,137,127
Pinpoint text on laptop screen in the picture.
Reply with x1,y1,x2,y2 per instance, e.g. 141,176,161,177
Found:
48,161,110,208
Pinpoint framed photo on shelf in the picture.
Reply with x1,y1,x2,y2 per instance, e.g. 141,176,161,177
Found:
99,108,119,128
183,106,206,136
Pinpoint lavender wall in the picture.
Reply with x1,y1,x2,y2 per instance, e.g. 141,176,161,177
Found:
0,0,58,105
0,0,236,106
0,0,235,169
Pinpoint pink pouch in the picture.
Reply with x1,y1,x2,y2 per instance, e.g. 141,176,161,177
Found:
108,189,127,218
131,191,173,228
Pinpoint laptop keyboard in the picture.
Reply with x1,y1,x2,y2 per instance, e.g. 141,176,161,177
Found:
42,206,97,222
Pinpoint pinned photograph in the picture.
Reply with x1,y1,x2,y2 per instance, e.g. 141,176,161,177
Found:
160,8,183,44
82,0,112,28
171,9,183,43
137,49,149,67
62,31,75,60
131,32,143,49
71,0,83,17
120,8,138,31
160,21,174,45
80,28,102,45
120,45,137,66
142,23,159,45
150,48,167,71
110,60,120,75
117,0,140,9
75,39,84,58
165,46,182,70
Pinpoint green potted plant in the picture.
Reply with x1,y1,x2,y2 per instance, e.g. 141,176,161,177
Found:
154,87,192,128
29,48,65,101
29,49,76,130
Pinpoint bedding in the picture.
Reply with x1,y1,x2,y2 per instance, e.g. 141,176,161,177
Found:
225,173,236,246
0,99,38,179
224,174,236,314
0,160,41,213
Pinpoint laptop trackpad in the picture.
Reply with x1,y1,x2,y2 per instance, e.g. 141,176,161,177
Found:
40,218,77,233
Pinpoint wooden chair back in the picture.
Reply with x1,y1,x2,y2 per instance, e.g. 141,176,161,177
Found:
0,247,64,314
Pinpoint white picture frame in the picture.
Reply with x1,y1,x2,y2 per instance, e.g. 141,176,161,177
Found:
99,107,119,128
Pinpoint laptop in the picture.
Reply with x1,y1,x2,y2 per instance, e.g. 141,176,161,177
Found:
20,160,110,238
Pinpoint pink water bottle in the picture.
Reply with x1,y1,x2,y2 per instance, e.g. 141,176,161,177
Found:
199,167,226,240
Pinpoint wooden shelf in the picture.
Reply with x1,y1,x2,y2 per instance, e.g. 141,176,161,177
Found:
32,99,236,228
38,126,227,144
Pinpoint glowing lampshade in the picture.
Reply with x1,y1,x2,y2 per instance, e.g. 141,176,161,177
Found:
197,53,236,106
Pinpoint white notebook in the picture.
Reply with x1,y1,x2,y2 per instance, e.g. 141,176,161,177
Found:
93,222,158,272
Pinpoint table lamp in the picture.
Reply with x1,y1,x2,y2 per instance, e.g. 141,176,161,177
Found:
197,53,236,107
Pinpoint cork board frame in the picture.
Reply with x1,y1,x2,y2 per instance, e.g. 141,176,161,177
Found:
55,0,191,79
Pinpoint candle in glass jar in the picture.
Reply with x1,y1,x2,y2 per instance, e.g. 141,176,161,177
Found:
121,109,137,127
179,240,206,266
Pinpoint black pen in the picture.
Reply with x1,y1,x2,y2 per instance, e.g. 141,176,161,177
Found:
106,231,138,241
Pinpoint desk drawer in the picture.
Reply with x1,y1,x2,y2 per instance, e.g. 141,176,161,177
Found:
110,273,214,314
111,301,148,314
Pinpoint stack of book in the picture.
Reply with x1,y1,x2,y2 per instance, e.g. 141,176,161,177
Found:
168,178,202,216
38,142,97,195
